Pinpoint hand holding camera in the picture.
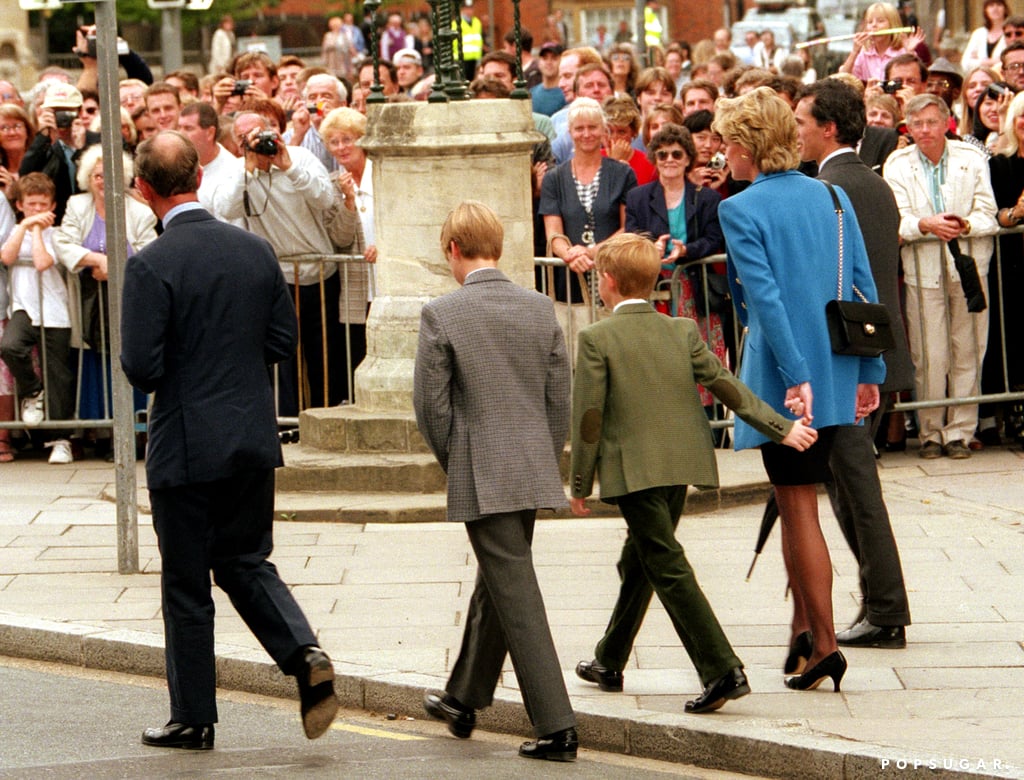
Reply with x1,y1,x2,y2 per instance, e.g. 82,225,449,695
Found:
243,127,291,173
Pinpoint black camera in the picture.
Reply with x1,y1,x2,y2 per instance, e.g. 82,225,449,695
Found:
54,110,78,129
232,79,252,97
880,79,903,95
987,83,1011,99
251,131,279,156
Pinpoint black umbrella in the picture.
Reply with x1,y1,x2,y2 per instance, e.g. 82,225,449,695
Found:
746,488,779,580
947,239,987,313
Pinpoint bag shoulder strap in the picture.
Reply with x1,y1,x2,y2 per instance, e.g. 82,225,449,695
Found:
822,180,868,303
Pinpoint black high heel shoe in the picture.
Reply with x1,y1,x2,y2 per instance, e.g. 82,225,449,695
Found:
783,631,813,675
785,651,847,692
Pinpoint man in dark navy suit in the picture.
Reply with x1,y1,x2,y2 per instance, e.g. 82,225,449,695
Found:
121,131,338,750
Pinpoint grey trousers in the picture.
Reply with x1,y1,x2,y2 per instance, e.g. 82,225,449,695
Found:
447,510,576,738
827,424,911,626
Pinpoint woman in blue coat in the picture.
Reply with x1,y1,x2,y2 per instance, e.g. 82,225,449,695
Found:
713,88,886,693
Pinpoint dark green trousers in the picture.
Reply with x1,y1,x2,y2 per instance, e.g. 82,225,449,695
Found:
595,485,741,686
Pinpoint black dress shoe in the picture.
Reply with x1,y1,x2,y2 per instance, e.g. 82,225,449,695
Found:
575,659,623,692
685,667,750,714
519,726,578,762
783,631,813,675
423,692,476,739
296,646,339,739
836,618,906,649
141,721,214,750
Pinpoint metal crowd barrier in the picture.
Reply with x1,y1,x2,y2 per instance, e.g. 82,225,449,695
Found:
5,228,1022,437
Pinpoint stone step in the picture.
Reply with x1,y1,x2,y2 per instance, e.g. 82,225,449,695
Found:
277,444,445,493
298,406,429,454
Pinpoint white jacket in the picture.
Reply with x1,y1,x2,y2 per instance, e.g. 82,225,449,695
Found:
884,140,998,289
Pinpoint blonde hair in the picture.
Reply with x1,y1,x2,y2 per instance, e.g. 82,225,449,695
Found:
319,107,367,140
712,87,800,173
595,233,661,299
440,200,504,261
828,71,866,97
1000,90,1024,157
863,3,903,50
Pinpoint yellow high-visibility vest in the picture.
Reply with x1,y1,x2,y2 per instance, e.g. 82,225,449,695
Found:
457,15,484,61
644,7,663,47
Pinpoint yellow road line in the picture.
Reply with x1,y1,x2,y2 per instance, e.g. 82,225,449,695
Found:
330,722,428,741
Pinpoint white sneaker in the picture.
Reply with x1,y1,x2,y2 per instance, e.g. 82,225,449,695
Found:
46,439,73,465
20,391,45,426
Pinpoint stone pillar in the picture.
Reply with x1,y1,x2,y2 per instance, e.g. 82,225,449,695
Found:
354,99,541,413
0,8,37,90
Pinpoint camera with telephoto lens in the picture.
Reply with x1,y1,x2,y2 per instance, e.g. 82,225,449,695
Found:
251,131,279,156
232,79,252,97
54,110,78,128
880,78,903,95
987,83,1011,99
707,151,726,171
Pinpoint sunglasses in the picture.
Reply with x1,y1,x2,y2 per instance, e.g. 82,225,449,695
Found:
655,149,685,161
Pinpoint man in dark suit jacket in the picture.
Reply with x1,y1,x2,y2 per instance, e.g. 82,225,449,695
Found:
795,80,912,648
413,201,578,762
121,131,338,750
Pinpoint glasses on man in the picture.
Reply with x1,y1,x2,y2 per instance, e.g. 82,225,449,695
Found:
907,118,944,130
926,78,951,90
1004,61,1024,72
655,149,685,161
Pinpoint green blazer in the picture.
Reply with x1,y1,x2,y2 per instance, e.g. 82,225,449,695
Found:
570,303,792,501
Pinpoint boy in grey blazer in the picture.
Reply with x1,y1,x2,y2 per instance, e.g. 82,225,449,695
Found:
570,233,817,712
414,201,577,762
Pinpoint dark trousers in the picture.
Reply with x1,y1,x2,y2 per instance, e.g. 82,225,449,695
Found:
826,424,911,626
149,468,318,724
0,310,73,433
277,273,345,415
447,510,576,738
595,485,741,686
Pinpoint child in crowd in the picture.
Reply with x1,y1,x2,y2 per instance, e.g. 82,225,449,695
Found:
0,173,75,464
840,2,925,84
569,232,816,713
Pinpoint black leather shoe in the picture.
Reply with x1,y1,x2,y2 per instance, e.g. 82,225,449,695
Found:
575,659,623,692
783,631,813,675
519,726,578,762
296,646,339,739
141,721,214,750
423,693,476,739
685,667,751,714
836,618,906,649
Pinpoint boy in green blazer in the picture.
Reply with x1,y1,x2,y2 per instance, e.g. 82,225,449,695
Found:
570,233,816,713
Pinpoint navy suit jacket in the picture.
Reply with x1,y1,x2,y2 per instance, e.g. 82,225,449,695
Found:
625,179,724,260
121,208,297,489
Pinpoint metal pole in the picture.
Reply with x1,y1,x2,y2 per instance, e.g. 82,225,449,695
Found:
635,0,646,60
161,7,184,72
96,0,139,575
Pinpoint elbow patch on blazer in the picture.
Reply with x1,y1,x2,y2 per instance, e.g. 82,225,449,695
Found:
581,408,603,444
709,380,742,410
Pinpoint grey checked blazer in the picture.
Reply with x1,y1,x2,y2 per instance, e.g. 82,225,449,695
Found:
414,267,570,523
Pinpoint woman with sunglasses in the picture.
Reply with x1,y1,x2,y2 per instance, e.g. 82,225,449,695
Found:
606,44,639,98
625,124,726,411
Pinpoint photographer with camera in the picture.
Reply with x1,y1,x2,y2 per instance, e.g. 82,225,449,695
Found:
73,24,153,96
283,73,346,174
212,52,280,116
18,84,88,224
213,112,348,414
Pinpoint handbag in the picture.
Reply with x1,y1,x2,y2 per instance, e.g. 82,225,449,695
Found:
946,238,987,313
822,182,896,358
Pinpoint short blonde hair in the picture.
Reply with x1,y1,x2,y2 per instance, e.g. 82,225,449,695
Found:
319,107,367,140
75,144,135,193
440,200,504,261
568,96,605,131
595,233,661,299
828,71,866,97
1000,90,1024,156
712,86,800,173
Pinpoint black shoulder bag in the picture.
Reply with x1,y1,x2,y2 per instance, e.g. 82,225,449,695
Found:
822,182,896,358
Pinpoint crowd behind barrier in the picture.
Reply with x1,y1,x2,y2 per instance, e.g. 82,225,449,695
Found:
5,225,1024,438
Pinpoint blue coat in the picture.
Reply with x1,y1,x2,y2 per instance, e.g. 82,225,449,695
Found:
718,171,886,450
625,179,724,260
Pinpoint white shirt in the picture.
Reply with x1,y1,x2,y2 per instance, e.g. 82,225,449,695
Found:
8,227,70,327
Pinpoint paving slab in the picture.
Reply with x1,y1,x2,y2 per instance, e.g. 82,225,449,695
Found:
0,446,1022,778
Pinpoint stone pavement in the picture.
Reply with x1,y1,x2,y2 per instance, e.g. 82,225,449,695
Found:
1,444,1022,779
